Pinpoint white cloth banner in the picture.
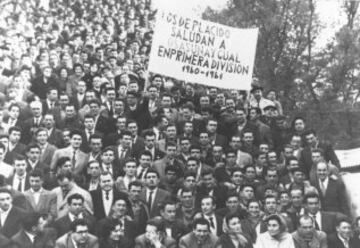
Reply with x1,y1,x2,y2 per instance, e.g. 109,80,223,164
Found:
148,10,258,90
335,148,360,168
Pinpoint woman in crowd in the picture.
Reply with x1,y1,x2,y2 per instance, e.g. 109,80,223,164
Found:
215,213,253,248
99,219,133,248
255,214,295,248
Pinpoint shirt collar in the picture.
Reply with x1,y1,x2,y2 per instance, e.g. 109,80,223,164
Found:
30,188,43,194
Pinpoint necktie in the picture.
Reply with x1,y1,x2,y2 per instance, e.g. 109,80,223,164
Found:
138,168,145,179
147,190,153,210
88,130,93,141
121,149,126,159
105,191,110,200
312,215,320,230
17,178,23,192
72,150,77,167
320,180,326,196
209,216,215,228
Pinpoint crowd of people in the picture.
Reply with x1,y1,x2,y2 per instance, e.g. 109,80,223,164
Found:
0,0,359,248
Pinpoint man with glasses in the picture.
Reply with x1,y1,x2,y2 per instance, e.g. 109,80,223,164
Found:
55,219,98,248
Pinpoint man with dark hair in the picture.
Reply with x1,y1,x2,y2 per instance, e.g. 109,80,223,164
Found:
139,169,171,218
142,130,165,161
25,144,45,173
7,126,26,157
300,129,340,177
51,171,93,219
159,200,189,242
90,171,132,220
303,193,343,235
24,169,57,219
196,169,228,209
96,197,137,243
0,188,26,238
51,130,88,175
179,217,218,248
153,142,184,179
328,217,358,248
127,181,150,233
6,155,30,192
53,193,96,237
11,212,57,247
55,219,98,248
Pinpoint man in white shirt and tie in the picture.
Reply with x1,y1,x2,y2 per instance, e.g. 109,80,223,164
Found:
196,196,223,237
135,151,150,179
8,155,29,193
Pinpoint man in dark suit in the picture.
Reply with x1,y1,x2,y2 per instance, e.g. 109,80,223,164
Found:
96,197,137,242
195,169,228,209
126,119,145,157
90,172,132,220
313,162,349,215
70,80,87,111
34,127,57,170
304,193,345,235
53,193,96,238
30,66,59,100
114,130,133,160
10,212,57,248
142,130,165,161
7,126,27,156
205,118,228,148
88,99,110,135
6,155,31,193
0,188,26,238
124,91,152,132
176,102,206,136
328,217,358,248
42,114,63,147
139,169,171,218
80,115,103,153
159,200,189,242
103,116,127,147
195,195,224,237
25,144,46,173
54,219,99,248
300,129,340,177
99,147,123,180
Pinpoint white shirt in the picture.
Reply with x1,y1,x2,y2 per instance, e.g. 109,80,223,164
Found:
123,176,136,190
31,188,43,205
313,212,322,230
0,205,12,226
88,179,99,191
102,190,113,216
68,212,84,222
319,177,329,194
204,214,217,236
338,234,350,248
8,142,16,152
25,231,36,243
13,173,26,192
28,160,38,170
102,164,113,175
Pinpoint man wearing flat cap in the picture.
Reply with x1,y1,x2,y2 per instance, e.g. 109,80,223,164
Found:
249,84,275,114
